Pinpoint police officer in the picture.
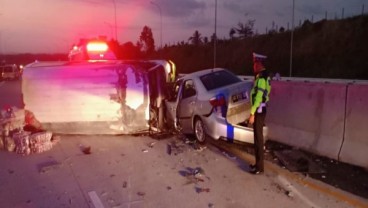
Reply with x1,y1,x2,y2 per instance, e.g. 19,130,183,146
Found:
248,52,271,174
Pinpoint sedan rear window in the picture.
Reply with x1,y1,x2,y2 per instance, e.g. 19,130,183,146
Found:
200,70,242,91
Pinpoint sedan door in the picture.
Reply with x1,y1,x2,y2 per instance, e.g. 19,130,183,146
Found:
177,79,197,133
164,80,182,130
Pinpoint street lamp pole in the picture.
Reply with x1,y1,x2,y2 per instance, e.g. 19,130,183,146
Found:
0,31,2,56
289,0,295,77
0,13,2,56
150,1,162,50
112,0,118,41
214,0,217,68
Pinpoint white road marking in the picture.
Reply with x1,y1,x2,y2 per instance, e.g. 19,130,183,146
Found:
88,191,105,208
277,175,321,208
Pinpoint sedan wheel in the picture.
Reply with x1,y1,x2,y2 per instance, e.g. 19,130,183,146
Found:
194,118,206,143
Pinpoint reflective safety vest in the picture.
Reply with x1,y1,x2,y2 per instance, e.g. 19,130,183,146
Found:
250,70,271,115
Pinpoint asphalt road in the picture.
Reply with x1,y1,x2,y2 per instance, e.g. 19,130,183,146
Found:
1,133,367,208
1,79,368,208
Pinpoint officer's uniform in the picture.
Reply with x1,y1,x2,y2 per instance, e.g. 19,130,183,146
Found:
250,53,271,173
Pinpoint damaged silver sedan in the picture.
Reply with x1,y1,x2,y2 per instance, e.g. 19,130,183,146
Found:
165,68,266,144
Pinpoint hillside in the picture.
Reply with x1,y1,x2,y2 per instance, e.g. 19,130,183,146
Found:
2,14,367,80
159,14,368,80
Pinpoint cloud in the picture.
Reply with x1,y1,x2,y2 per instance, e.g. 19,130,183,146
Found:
223,0,258,16
155,0,206,17
3,0,367,53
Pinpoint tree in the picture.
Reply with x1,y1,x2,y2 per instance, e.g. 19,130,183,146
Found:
188,30,203,46
108,39,121,58
302,20,313,28
120,42,141,59
210,33,216,43
229,28,236,39
136,40,143,52
231,19,255,39
139,26,155,54
231,14,255,39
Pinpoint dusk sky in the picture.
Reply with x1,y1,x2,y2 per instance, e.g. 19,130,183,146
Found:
1,0,367,53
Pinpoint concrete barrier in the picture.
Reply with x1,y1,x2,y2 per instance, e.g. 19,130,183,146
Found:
188,74,368,169
339,84,368,169
266,81,347,160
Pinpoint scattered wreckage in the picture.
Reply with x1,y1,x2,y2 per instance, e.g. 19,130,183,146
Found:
0,106,59,155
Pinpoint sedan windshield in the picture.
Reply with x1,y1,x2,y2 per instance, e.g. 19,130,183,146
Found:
200,70,242,91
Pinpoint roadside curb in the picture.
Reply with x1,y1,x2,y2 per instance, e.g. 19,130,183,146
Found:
208,139,368,208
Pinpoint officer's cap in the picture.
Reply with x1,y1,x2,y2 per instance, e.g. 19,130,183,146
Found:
253,52,267,63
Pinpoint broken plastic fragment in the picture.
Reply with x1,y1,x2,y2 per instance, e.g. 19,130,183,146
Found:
148,142,155,148
193,167,205,176
137,191,145,196
167,144,172,155
196,187,210,193
286,191,294,197
83,146,92,154
222,151,236,160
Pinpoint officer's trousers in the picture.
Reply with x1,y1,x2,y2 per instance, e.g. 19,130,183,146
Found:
253,108,267,172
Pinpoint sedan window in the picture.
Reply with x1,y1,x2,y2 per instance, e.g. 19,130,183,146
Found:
200,70,241,91
182,80,196,99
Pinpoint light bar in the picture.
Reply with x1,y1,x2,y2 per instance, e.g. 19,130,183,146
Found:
86,42,109,52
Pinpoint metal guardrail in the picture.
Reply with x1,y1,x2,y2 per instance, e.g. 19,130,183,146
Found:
237,75,368,85
179,73,368,84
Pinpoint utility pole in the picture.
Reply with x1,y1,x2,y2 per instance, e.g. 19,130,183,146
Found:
362,4,365,15
342,8,345,19
289,0,295,77
104,22,114,38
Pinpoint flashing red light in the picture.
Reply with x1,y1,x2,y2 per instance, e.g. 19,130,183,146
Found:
86,42,109,52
